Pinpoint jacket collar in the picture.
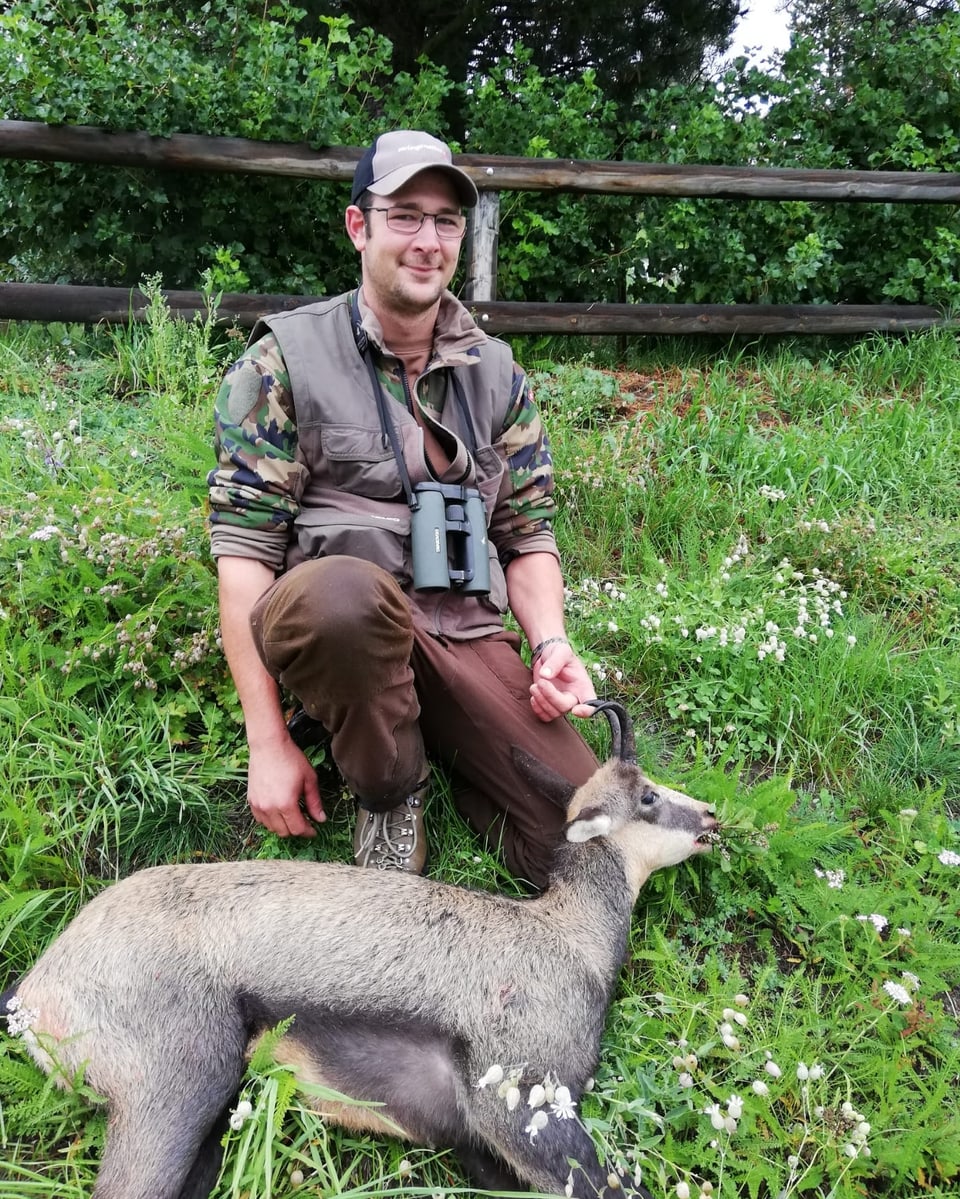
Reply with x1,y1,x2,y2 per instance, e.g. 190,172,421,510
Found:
356,288,487,370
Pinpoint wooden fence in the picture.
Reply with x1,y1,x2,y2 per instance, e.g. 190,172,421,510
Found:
2,119,959,335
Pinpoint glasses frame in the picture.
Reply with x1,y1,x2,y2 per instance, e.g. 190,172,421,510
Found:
362,205,468,241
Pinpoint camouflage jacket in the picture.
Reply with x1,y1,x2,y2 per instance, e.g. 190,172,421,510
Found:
208,289,558,638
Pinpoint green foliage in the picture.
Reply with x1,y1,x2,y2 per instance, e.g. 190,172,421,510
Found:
623,4,960,307
2,317,960,1198
0,3,453,290
591,774,960,1199
3,1,960,306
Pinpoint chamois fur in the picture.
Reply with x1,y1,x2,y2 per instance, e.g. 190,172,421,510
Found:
4,704,716,1199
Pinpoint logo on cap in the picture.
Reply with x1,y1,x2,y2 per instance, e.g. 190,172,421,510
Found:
351,129,478,207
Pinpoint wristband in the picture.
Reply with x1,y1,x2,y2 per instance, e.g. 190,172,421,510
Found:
531,636,570,663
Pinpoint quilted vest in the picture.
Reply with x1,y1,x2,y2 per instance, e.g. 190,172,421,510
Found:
251,293,515,639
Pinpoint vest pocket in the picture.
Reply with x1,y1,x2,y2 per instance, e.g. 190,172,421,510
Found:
322,424,406,500
294,508,412,585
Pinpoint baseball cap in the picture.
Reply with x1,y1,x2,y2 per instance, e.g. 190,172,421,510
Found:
351,129,478,208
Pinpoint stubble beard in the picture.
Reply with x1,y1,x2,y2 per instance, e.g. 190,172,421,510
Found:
386,262,448,317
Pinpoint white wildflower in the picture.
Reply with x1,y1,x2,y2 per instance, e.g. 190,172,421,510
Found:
727,1094,744,1119
550,1086,577,1120
525,1110,549,1141
528,1083,546,1108
902,971,920,992
29,525,60,542
676,1183,691,1199
752,1079,769,1097
796,1062,809,1081
290,1168,305,1186
506,1086,521,1111
706,1103,725,1131
856,912,888,933
678,1072,695,1089
476,1064,504,1089
4,995,40,1038
937,849,960,866
227,1099,254,1129
734,993,749,1007
883,980,912,1005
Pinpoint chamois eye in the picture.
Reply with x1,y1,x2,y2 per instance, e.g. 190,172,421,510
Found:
640,786,658,806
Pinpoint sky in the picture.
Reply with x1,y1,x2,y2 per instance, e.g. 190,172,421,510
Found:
726,0,793,63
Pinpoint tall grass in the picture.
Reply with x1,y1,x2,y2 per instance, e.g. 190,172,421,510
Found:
1,299,958,1198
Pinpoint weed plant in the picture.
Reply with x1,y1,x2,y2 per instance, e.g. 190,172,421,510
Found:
1,297,958,1198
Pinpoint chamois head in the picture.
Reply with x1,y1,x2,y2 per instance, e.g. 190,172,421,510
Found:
514,701,717,886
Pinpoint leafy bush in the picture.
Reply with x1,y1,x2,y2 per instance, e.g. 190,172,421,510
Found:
3,1,960,305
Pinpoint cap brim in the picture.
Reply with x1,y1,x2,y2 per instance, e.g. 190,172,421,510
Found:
366,163,479,208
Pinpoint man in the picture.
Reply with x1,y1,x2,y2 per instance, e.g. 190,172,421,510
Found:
208,129,598,888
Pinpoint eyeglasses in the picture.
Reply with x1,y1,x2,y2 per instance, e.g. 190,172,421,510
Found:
363,206,468,240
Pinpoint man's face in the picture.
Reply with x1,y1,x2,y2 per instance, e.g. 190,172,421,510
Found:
346,171,464,320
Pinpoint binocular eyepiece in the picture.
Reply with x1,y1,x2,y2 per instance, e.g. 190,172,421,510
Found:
410,482,491,596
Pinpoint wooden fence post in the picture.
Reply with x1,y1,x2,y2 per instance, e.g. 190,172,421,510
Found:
463,191,500,303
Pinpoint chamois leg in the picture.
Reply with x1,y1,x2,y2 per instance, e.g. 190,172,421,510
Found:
454,1141,527,1193
481,1109,654,1199
91,1062,244,1199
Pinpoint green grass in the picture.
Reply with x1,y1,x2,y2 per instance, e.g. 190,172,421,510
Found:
1,294,958,1198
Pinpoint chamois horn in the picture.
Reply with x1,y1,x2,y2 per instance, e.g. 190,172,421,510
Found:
586,698,636,765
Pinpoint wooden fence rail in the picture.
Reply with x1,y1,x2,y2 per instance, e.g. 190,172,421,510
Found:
0,283,948,336
2,120,958,335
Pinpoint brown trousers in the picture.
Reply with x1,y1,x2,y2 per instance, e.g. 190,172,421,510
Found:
249,556,598,887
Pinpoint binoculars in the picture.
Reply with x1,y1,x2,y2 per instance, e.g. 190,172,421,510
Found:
410,482,491,595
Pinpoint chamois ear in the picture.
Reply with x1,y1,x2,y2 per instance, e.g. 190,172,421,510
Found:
564,805,613,843
510,746,576,811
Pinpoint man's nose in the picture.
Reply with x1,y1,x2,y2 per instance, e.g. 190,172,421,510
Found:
412,215,443,248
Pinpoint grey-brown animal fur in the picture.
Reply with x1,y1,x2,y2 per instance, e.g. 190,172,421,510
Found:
5,703,717,1199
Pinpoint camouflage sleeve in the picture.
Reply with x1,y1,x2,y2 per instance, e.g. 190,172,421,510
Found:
207,333,309,571
487,362,560,562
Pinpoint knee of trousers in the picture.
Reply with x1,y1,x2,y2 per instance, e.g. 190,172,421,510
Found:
250,556,415,704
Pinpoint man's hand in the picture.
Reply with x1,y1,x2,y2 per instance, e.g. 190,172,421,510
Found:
529,639,597,722
247,735,326,838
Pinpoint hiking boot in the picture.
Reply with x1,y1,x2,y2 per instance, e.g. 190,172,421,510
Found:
353,785,428,874
286,707,329,751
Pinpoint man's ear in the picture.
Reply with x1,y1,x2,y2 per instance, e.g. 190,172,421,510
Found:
345,204,367,251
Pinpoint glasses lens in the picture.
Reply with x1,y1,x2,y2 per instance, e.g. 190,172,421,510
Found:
385,209,466,239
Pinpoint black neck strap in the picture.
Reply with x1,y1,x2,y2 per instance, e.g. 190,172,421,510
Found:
350,292,478,509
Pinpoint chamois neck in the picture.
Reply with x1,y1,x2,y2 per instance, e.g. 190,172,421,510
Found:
537,838,636,979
